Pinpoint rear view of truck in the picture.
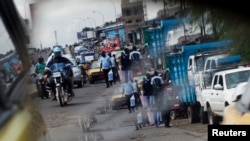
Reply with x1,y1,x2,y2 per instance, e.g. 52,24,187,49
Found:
167,40,232,123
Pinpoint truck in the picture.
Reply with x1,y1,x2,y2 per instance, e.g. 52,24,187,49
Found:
202,66,250,124
188,52,241,92
80,51,96,63
167,39,233,124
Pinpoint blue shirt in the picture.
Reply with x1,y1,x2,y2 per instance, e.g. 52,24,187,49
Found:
100,56,111,69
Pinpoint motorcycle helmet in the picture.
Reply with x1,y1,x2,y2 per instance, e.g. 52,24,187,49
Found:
53,46,62,58
38,55,44,62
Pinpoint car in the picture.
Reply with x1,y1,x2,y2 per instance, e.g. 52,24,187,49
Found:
221,74,250,125
65,55,84,88
0,1,50,140
87,60,105,84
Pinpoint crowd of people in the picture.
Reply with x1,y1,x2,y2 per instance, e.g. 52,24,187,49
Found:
111,45,173,130
30,44,172,130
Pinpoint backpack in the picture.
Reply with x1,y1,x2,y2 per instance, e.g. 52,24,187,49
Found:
153,77,162,90
121,54,131,70
131,53,140,63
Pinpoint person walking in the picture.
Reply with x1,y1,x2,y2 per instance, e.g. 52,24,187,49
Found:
108,52,118,84
151,71,164,127
142,73,154,109
122,79,134,113
120,48,132,83
151,71,164,107
131,78,140,110
100,51,111,88
161,85,172,128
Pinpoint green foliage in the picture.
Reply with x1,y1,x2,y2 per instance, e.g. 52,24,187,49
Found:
184,1,250,61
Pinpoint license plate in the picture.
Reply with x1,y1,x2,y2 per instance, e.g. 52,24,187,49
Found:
53,72,61,77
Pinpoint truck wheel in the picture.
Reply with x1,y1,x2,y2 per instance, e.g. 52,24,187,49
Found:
207,106,221,125
200,107,208,124
187,106,195,124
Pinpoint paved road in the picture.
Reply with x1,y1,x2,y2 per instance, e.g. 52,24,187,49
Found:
33,79,208,141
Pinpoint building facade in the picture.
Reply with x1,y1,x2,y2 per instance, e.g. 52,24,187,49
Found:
121,0,146,45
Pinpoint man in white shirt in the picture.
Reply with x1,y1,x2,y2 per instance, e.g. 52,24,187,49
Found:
151,71,164,127
131,79,140,110
129,46,142,61
122,79,134,113
108,52,118,84
129,46,143,76
100,51,111,88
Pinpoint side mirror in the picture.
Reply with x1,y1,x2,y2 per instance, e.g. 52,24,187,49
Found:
214,84,223,90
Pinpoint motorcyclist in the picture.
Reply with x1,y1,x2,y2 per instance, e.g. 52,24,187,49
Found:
45,46,75,100
35,55,46,75
34,56,46,96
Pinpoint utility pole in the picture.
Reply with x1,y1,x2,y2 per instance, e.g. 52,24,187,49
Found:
54,30,58,45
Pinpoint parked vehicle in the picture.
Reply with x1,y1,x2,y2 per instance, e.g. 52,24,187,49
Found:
167,40,233,124
222,75,250,125
202,67,250,124
87,60,105,84
65,55,84,88
164,84,188,120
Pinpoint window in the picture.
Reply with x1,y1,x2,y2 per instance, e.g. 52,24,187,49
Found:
205,60,211,70
211,60,216,69
0,17,23,96
212,75,218,89
136,19,142,23
218,75,223,87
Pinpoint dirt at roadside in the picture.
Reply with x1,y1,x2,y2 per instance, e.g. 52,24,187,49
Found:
91,83,208,141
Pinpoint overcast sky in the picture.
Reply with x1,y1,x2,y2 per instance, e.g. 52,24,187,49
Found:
13,0,163,48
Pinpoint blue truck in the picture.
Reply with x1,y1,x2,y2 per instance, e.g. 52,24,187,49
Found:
167,40,234,123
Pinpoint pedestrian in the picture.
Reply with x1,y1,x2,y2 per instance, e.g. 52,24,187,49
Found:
122,79,134,113
161,85,172,128
150,71,164,127
151,71,164,107
108,69,113,86
142,73,154,109
120,48,132,83
100,51,111,88
108,52,118,84
131,78,140,110
129,46,143,76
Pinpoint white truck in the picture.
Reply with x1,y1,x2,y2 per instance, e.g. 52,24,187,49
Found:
201,66,250,124
187,52,243,124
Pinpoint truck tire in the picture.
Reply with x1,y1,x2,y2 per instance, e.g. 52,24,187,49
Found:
187,106,195,124
200,107,208,124
207,106,221,125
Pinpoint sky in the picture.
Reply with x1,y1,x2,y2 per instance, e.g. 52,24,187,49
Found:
13,0,164,48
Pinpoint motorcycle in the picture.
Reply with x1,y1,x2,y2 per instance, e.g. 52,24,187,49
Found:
37,73,49,99
52,69,72,107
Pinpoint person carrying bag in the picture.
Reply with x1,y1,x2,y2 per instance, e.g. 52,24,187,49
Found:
122,79,134,113
108,69,113,86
